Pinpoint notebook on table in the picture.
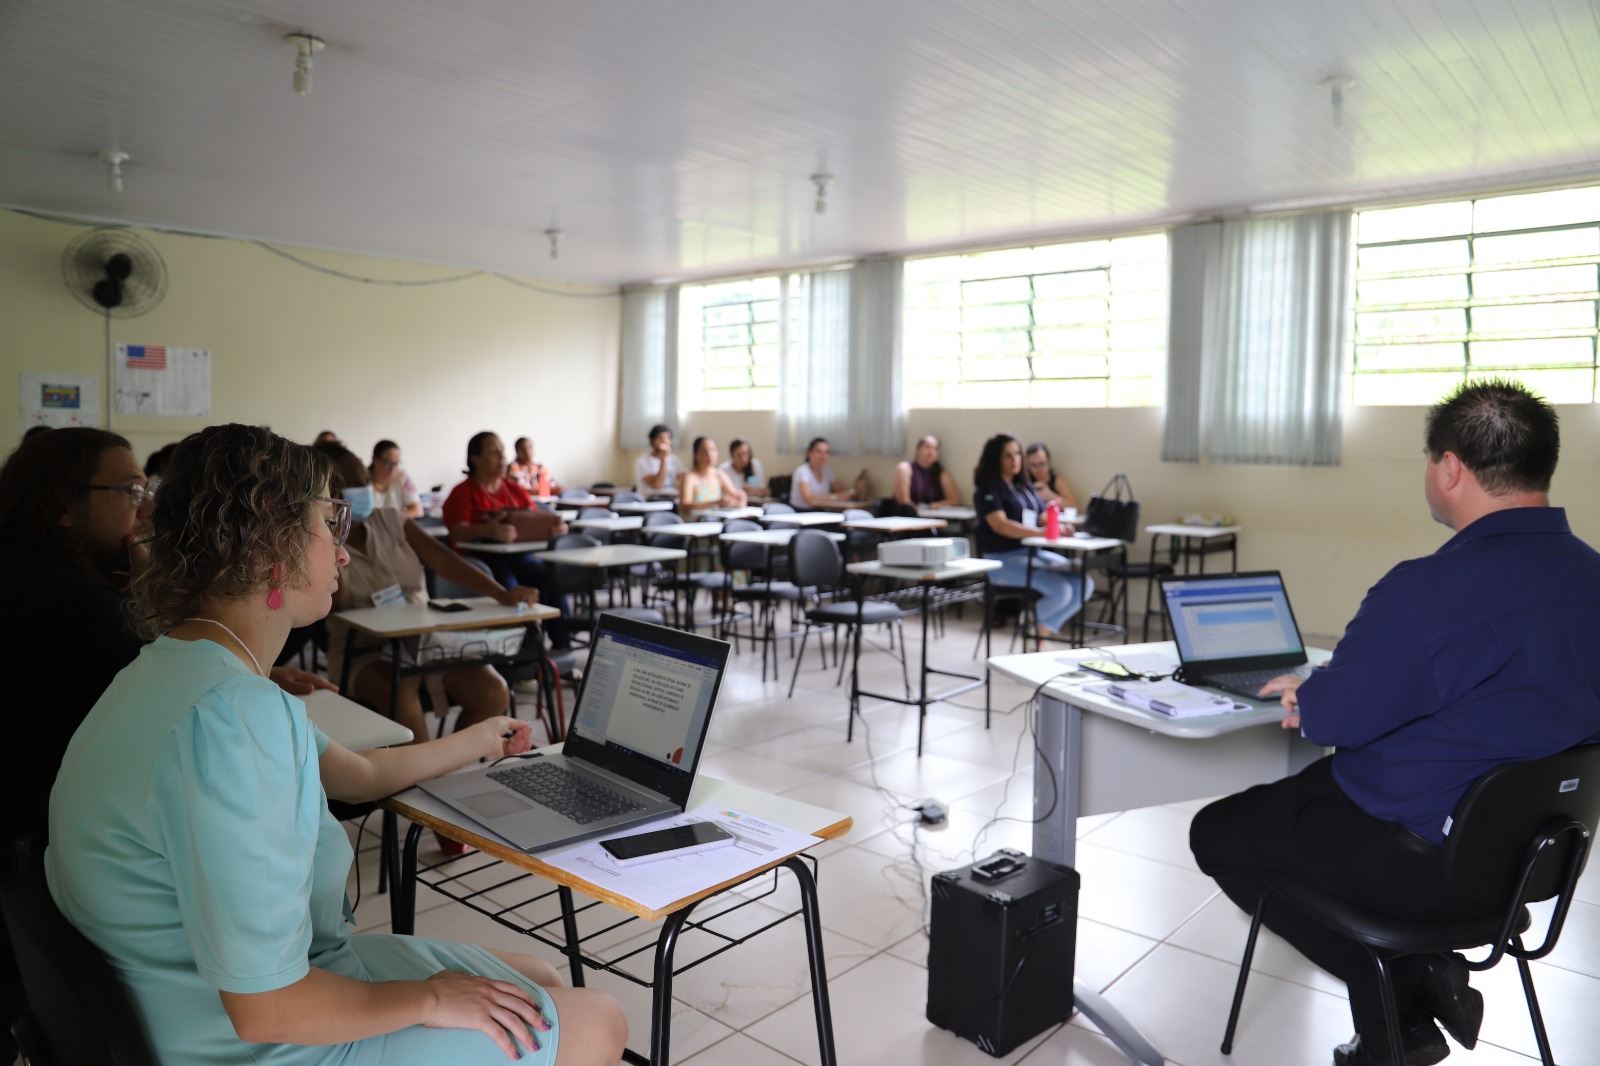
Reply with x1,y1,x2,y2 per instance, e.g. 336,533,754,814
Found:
1157,571,1313,700
418,614,730,852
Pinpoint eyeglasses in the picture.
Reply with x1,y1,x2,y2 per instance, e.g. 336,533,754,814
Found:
314,496,352,545
86,483,155,507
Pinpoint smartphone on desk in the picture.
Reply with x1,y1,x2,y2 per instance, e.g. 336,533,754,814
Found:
1078,659,1135,680
426,601,473,613
600,821,736,868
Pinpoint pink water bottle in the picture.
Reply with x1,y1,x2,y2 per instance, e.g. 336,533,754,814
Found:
1045,500,1061,540
536,467,550,497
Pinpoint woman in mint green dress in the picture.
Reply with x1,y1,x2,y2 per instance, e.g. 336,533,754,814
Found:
47,424,626,1066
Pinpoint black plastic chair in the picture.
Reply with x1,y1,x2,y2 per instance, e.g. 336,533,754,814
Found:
1221,743,1600,1066
2,852,159,1066
785,529,909,701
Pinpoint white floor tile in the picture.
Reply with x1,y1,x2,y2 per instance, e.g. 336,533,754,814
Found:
1073,840,1220,942
746,953,1059,1066
1165,892,1348,997
679,1032,807,1066
1078,803,1203,873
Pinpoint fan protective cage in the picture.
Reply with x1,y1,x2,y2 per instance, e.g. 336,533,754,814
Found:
62,228,168,318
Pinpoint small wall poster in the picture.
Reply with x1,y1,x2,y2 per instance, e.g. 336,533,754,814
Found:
21,372,103,429
114,344,212,417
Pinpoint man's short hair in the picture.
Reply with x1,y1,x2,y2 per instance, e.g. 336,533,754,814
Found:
1424,379,1559,494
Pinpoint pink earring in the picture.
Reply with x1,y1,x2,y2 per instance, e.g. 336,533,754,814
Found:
267,562,283,611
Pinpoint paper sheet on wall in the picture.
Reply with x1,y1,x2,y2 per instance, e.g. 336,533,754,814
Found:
21,372,103,429
114,344,211,417
534,806,823,911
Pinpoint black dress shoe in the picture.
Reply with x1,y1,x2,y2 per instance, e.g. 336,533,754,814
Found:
1332,1018,1450,1066
1416,951,1483,1049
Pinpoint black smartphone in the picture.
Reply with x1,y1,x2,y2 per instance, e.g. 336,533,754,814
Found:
600,821,736,867
1078,658,1135,679
426,601,473,613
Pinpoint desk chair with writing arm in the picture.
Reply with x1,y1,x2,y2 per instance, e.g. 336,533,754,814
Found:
2,852,159,1066
1220,742,1600,1066
785,529,909,703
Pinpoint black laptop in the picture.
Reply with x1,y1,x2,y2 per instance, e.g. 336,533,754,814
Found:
1158,571,1313,700
419,615,730,852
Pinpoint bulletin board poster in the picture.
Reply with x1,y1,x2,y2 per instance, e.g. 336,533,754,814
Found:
21,372,103,429
114,344,212,417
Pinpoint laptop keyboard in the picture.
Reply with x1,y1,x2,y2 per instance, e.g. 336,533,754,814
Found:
1202,663,1312,694
487,762,647,825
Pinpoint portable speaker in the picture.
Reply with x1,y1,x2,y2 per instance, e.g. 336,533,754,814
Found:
926,849,1079,1056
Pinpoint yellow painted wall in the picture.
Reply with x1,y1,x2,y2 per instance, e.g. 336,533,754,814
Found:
678,402,1600,639
0,210,620,494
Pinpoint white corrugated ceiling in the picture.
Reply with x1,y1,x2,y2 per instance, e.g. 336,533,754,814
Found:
2,0,1597,285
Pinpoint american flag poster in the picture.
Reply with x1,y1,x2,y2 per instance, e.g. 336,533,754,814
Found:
114,344,211,417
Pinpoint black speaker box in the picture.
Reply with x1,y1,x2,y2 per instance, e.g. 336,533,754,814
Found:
926,849,1079,1056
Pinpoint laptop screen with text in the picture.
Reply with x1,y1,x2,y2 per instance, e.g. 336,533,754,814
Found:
1163,573,1306,665
568,625,721,782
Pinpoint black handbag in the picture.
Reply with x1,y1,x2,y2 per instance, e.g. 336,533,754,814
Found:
1083,473,1141,542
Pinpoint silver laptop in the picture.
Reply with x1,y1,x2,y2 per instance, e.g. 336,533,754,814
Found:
1158,571,1312,700
418,615,730,852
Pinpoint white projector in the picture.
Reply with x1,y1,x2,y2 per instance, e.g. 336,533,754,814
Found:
878,537,970,567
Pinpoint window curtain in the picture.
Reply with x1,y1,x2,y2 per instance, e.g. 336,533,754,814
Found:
775,259,905,456
1162,210,1351,465
618,285,678,450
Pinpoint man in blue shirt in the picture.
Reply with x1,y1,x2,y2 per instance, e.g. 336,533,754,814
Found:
1190,381,1600,1066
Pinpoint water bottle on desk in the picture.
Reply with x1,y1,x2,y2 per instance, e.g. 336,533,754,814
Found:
1044,500,1061,540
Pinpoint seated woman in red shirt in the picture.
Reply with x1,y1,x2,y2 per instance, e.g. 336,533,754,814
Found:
441,432,573,650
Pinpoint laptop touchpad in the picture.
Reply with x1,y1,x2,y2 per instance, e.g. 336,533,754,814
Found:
461,791,532,819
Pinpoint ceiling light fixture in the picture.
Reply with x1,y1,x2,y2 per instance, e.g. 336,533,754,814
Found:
285,33,325,95
811,172,834,215
545,228,564,259
98,150,129,193
1320,75,1356,129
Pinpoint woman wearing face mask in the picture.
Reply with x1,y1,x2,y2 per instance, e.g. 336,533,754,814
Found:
318,443,536,746
368,440,423,517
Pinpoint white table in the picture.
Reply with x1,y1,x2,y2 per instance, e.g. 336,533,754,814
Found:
568,515,645,534
1021,533,1126,646
845,558,1002,754
694,505,762,521
538,544,687,568
458,539,549,554
302,689,414,749
757,510,844,527
643,521,724,539
722,528,844,546
988,641,1329,1066
1141,524,1244,639
843,516,949,535
539,494,607,508
385,771,851,1065
611,500,677,514
916,505,976,522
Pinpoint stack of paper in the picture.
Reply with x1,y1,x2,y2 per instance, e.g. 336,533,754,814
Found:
1104,679,1239,718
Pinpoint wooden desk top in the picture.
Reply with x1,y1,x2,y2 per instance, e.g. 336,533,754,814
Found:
538,544,687,567
334,597,560,638
384,775,852,921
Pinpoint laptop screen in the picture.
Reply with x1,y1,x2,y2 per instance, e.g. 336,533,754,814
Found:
1162,572,1306,665
568,624,722,781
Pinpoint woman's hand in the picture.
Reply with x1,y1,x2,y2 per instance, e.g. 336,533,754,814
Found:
269,666,339,696
421,969,551,1060
474,716,535,760
493,587,541,610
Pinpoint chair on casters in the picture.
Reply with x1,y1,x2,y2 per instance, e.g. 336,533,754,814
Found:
2,848,159,1066
1220,742,1600,1066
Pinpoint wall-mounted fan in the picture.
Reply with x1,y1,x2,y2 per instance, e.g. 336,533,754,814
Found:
62,228,168,318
